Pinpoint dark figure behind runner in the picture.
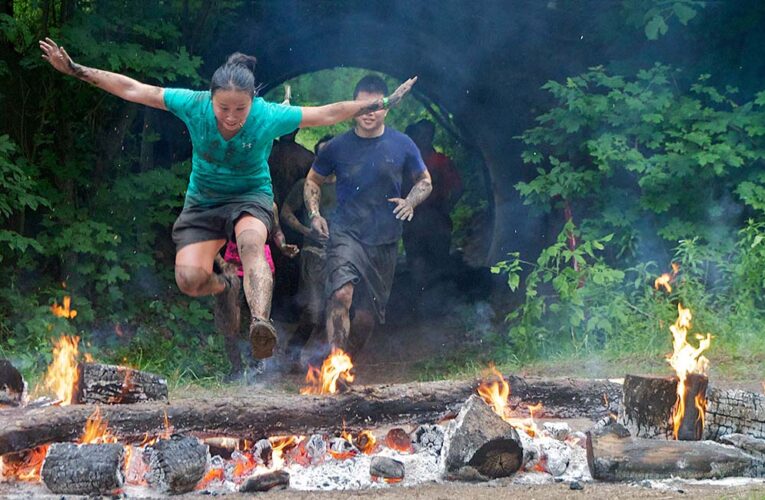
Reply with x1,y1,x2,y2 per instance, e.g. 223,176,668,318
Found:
304,75,432,358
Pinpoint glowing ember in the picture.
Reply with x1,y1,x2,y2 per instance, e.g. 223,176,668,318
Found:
384,428,413,454
51,295,77,318
1,445,49,482
300,348,355,395
654,262,680,293
666,304,711,439
43,335,80,405
269,435,299,470
356,430,377,454
477,365,510,420
80,406,117,444
196,467,225,489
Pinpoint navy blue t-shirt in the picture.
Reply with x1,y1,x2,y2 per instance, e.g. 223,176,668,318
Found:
312,127,427,245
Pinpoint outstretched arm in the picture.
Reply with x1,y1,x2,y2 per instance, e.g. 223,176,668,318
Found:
388,170,432,221
299,76,417,128
39,37,166,110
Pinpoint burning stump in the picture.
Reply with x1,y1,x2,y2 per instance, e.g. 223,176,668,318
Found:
41,443,124,495
143,435,208,494
443,395,524,480
75,362,168,404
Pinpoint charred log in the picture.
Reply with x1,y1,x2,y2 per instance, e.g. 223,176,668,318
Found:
586,430,761,481
74,362,168,404
676,373,708,441
0,376,621,455
370,456,405,480
239,470,290,492
443,395,524,479
704,388,765,441
143,435,208,494
40,443,124,495
619,374,676,439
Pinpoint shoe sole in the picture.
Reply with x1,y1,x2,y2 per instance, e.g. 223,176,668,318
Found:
250,322,277,359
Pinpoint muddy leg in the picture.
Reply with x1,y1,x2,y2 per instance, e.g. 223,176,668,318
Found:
326,282,354,351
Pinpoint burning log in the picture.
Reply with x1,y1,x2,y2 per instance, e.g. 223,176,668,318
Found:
143,435,209,494
443,395,524,480
239,470,290,492
0,359,25,407
620,374,710,440
704,388,765,441
0,376,621,455
40,443,124,495
74,362,168,404
586,429,761,481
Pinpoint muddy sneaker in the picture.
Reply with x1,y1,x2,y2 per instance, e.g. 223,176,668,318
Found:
214,270,241,335
249,318,278,359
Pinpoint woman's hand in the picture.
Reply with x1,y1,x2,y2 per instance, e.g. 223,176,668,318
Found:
39,38,77,76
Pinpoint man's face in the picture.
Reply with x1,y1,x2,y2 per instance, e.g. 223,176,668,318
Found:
354,91,388,136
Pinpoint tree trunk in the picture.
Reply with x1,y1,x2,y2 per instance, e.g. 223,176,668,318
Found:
0,376,622,455
40,443,124,495
586,430,761,481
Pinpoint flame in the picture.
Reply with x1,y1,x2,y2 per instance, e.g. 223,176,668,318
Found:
43,335,80,405
51,295,77,318
654,262,680,293
477,365,510,420
522,402,543,437
80,406,117,444
196,467,225,489
666,304,711,439
269,435,299,470
356,430,377,454
300,348,355,395
1,445,49,482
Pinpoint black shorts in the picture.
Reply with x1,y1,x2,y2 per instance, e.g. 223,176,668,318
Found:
172,201,273,251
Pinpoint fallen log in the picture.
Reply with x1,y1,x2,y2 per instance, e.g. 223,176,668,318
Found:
586,430,761,481
74,362,168,404
0,376,621,455
40,443,124,495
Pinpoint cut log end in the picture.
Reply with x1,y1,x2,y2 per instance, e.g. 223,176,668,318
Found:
41,443,124,495
143,435,208,494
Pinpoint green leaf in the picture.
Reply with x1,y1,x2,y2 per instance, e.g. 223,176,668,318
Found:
673,3,697,25
645,15,668,40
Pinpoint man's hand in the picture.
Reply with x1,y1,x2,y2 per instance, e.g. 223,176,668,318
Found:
389,198,415,221
39,37,76,76
388,76,418,108
279,243,300,258
310,214,329,241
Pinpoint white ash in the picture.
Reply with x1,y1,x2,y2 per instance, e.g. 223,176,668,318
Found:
543,422,571,441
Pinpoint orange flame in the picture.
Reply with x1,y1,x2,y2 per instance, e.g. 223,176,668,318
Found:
477,365,510,420
667,304,711,439
43,335,80,405
269,435,299,470
79,406,117,444
523,402,543,437
356,430,377,454
3,445,50,482
300,348,355,395
196,468,225,489
51,295,77,318
654,263,680,293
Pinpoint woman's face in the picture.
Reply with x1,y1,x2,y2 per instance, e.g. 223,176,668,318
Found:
212,89,253,133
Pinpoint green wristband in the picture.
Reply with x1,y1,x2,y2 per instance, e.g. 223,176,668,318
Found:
382,96,389,109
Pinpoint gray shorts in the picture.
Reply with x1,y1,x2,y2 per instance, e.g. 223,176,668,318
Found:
172,201,273,250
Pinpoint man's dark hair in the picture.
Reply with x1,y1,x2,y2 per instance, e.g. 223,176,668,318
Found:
353,75,388,99
211,52,259,96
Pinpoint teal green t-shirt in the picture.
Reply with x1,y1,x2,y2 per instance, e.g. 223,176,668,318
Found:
163,88,302,208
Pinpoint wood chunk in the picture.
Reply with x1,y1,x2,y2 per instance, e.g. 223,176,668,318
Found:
443,395,523,479
74,362,168,404
0,359,24,407
240,470,290,492
705,388,765,441
586,430,761,481
41,443,124,495
676,373,708,440
143,435,208,493
719,433,765,456
620,374,676,439
370,456,405,480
